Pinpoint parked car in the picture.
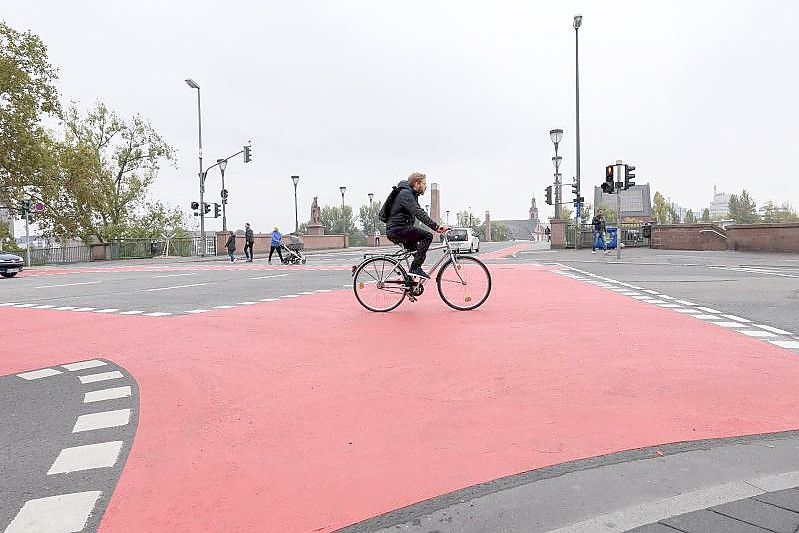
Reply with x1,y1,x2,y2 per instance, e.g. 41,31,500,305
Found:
447,227,480,253
0,252,24,278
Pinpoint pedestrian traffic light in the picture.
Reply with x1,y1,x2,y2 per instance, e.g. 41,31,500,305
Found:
545,185,553,206
624,164,636,190
243,145,251,163
204,202,211,214
20,199,32,213
191,201,199,211
571,182,579,201
213,203,221,218
601,165,615,194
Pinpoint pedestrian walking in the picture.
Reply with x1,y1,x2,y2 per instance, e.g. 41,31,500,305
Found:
269,226,284,264
374,228,381,247
244,222,254,262
592,211,608,254
225,231,237,263
544,227,551,242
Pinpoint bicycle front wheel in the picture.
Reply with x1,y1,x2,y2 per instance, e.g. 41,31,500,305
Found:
436,256,492,311
353,257,408,312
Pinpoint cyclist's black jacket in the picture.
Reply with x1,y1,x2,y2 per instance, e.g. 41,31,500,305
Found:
385,180,439,234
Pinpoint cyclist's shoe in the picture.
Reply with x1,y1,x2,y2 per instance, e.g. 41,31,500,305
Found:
409,267,430,280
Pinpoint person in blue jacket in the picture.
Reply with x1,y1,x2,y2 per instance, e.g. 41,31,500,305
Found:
269,227,284,264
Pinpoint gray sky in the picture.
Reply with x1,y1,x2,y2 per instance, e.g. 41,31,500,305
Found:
5,0,798,234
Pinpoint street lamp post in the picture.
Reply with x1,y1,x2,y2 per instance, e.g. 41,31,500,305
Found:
291,176,300,233
549,129,563,220
339,186,347,232
217,158,228,232
446,210,450,225
367,192,374,233
574,14,583,248
185,78,204,256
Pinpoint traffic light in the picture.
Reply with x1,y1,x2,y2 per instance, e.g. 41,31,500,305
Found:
624,164,636,190
601,164,615,194
204,202,211,214
221,189,228,204
20,199,32,213
191,201,199,211
243,144,251,163
571,182,579,201
545,185,553,206
213,203,221,218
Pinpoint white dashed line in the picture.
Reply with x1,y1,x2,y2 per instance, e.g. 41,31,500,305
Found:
674,300,697,306
118,310,144,315
692,314,724,320
78,371,124,384
298,292,315,295
281,294,300,298
72,307,96,312
54,306,79,311
62,360,107,371
712,321,750,328
145,283,206,292
17,368,62,380
32,304,55,309
770,340,799,349
696,307,721,314
143,312,172,317
249,274,289,280
35,281,101,289
259,298,278,302
722,314,751,323
237,302,258,305
152,272,197,278
186,309,210,314
84,386,132,403
739,330,777,338
4,491,102,533
214,305,235,309
674,308,702,314
754,324,794,336
93,308,120,314
14,303,36,308
48,441,124,474
656,304,682,308
642,289,660,295
73,409,131,432
0,302,18,307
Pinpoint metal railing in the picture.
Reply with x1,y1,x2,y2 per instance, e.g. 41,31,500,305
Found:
566,222,651,248
20,245,92,266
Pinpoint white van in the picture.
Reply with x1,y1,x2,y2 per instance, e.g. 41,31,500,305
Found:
447,227,480,253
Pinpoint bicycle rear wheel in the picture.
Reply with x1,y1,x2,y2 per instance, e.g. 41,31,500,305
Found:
353,257,408,312
436,256,491,311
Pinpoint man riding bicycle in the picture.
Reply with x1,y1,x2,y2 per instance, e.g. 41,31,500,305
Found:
385,172,448,279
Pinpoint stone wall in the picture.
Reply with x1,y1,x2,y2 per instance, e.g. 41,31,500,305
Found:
727,223,799,253
650,224,728,251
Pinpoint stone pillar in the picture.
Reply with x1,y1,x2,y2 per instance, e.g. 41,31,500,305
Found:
430,183,441,225
484,211,492,242
549,218,567,249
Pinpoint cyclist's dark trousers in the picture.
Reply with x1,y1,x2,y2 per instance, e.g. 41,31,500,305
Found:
388,227,433,271
244,242,253,260
269,245,283,262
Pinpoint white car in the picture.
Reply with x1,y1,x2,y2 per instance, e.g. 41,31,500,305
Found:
447,227,480,253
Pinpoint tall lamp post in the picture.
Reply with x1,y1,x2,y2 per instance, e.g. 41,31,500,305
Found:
291,175,300,232
217,158,228,232
549,129,563,220
339,186,347,232
185,78,204,256
367,192,374,233
446,210,450,225
574,14,583,248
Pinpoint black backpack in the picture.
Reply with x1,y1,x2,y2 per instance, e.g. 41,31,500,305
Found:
378,186,400,223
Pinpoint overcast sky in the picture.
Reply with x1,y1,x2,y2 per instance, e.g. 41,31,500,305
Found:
5,0,798,234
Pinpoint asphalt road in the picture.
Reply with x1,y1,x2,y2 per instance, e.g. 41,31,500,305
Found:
0,242,517,315
516,247,799,335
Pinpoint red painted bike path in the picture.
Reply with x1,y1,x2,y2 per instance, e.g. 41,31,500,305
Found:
2,264,799,531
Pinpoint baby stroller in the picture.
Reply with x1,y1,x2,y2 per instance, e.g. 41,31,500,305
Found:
281,234,307,265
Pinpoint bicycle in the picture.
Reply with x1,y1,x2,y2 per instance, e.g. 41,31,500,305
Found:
352,230,492,312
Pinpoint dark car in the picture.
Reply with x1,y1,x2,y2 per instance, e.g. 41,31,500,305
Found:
0,252,24,278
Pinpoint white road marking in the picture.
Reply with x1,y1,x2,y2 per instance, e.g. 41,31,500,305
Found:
48,441,123,474
713,321,749,328
631,295,653,300
32,304,55,309
79,371,124,384
298,292,315,295
17,368,62,380
696,306,721,314
642,289,660,294
237,302,258,305
62,360,107,371
692,314,724,320
119,310,144,315
656,304,682,308
72,307,96,312
73,409,131,432
145,282,206,292
14,303,36,308
658,295,677,300
620,292,641,296
84,386,132,403
754,324,794,336
186,309,209,314
0,302,19,307
249,274,289,280
675,308,702,314
722,314,751,323
739,330,777,338
315,289,333,293
770,340,799,349
675,300,697,306
93,308,119,314
35,281,101,289
53,306,78,311
152,272,196,278
259,298,279,302
214,305,235,309
143,312,172,317
642,299,665,304
4,491,102,533
281,294,300,298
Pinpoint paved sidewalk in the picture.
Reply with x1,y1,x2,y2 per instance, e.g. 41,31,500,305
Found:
340,431,799,533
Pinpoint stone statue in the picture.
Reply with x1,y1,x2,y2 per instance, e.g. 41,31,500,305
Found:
310,197,321,225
